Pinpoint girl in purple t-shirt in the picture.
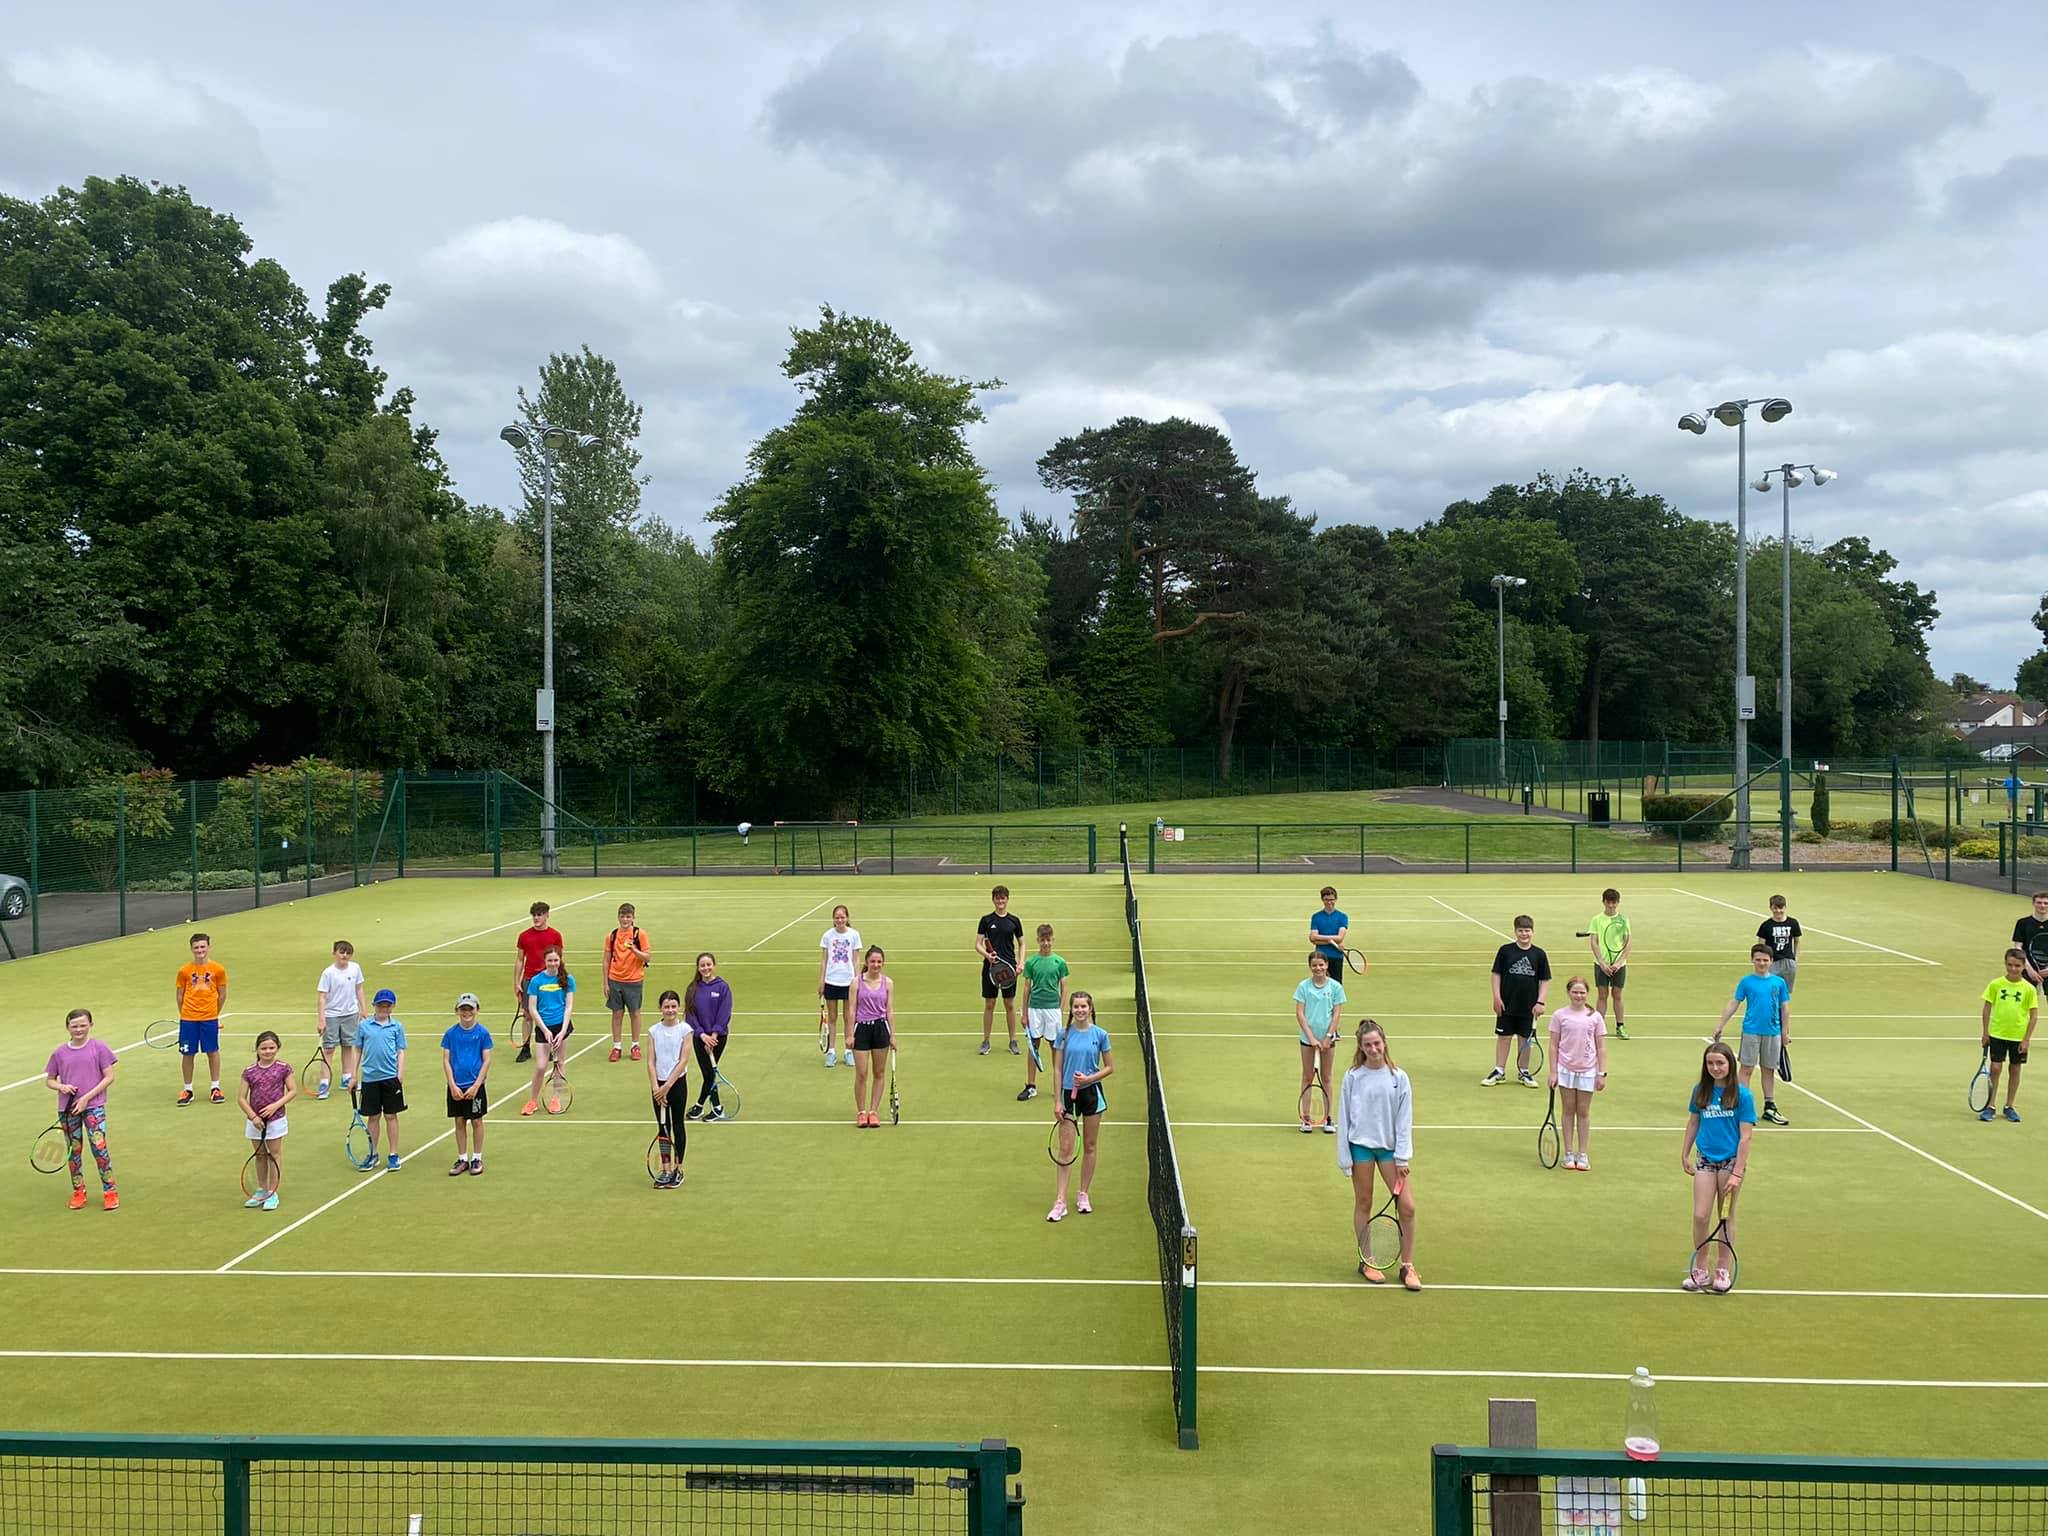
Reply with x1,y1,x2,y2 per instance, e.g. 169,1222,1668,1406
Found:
238,1030,296,1210
44,1007,119,1210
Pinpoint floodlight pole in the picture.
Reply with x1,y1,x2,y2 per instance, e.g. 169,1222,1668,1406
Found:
539,447,559,875
1734,419,1750,869
1490,575,1525,781
1753,462,1835,871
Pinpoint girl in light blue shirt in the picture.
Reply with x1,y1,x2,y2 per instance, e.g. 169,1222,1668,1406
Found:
1293,954,1346,1134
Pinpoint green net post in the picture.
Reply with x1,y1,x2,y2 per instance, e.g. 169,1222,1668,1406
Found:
350,772,362,887
1464,823,1472,874
1178,1243,1199,1448
1254,824,1262,873
889,826,897,875
224,1440,252,1536
1430,1444,1477,1535
1891,755,1901,873
1088,824,1097,874
27,788,39,954
115,782,128,937
397,772,408,879
690,825,699,875
1147,821,1156,874
1570,822,1577,874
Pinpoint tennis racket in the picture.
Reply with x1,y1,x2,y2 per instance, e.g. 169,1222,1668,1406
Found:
710,1069,741,1121
31,1095,73,1174
1776,1042,1793,1084
145,1019,179,1050
544,1033,574,1115
817,1000,831,1058
298,1043,328,1099
344,1082,375,1170
1343,948,1367,980
1048,1103,1078,1166
2028,929,2048,982
1688,1180,1739,1293
242,1116,279,1201
1299,1080,1329,1132
1524,1031,1546,1078
1969,1047,1993,1113
646,1132,675,1186
1361,1172,1406,1277
1537,1086,1561,1169
888,1048,900,1126
984,951,1019,989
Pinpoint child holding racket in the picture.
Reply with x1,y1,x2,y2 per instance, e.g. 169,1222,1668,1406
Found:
511,901,563,1064
314,939,366,1099
817,905,862,1067
852,946,896,1127
442,993,492,1176
1546,977,1608,1171
1047,991,1112,1222
1715,944,1791,1125
685,953,734,1121
1484,916,1550,1086
45,1007,119,1211
1587,888,1631,1040
2012,892,2048,987
1335,1020,1419,1290
647,988,694,1186
1019,924,1070,1102
357,988,408,1170
1680,1040,1754,1293
1293,953,1346,1133
1979,948,2036,1123
976,885,1024,1057
521,947,576,1115
237,1030,295,1209
1308,887,1352,985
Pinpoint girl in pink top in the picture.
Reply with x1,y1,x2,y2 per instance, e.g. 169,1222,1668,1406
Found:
1546,976,1609,1171
850,946,896,1129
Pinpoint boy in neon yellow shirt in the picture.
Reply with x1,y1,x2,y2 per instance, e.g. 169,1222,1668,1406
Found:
1588,889,1631,1040
1980,948,2037,1123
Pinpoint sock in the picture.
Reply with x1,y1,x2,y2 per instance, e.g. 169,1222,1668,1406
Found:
211,1080,221,1090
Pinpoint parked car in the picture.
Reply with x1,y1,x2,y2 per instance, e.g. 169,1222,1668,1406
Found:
0,872,26,921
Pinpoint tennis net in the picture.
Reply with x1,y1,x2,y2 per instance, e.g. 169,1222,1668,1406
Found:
0,1434,1022,1534
1431,1445,2048,1534
1120,822,1199,1450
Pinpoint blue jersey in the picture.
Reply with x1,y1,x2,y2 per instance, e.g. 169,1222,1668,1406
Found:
1309,909,1349,962
358,1017,406,1082
441,1023,492,1089
1733,972,1788,1035
1692,1084,1756,1162
527,971,576,1030
1060,1024,1111,1093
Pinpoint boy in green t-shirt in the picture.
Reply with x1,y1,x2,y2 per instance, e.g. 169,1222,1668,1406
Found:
1587,888,1632,1040
1980,948,2037,1123
1018,923,1070,1103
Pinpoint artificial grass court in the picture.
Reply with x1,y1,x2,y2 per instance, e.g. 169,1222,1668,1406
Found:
1,868,2045,1532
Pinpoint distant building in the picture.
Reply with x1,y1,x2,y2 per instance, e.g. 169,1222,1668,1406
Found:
1951,693,2048,736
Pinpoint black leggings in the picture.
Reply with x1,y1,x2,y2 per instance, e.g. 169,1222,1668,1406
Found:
691,1034,729,1106
652,1093,686,1156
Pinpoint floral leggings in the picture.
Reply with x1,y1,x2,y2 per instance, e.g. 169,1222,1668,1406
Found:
64,1105,115,1193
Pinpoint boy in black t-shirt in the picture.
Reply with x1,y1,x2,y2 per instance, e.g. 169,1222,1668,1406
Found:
975,885,1025,1057
2013,892,2048,987
1756,895,1803,994
1484,916,1551,1087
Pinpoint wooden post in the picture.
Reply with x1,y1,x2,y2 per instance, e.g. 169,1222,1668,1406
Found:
1489,1397,1539,1536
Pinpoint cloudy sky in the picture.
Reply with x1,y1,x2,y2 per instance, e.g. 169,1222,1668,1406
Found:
6,1,2047,685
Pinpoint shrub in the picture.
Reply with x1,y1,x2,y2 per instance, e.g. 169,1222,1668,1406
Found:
1954,839,1998,860
1642,792,1733,835
1810,772,1831,838
1825,819,1863,839
129,866,326,893
1794,830,1827,844
1866,820,1957,848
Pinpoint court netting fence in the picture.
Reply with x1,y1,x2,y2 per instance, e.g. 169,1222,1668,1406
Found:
0,1432,1023,1535
1429,1444,2048,1534
1121,823,1199,1450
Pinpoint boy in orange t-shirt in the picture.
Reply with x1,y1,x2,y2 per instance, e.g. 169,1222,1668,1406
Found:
175,932,230,1106
604,902,651,1062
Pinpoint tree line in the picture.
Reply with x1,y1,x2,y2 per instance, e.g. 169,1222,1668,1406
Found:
0,177,1959,810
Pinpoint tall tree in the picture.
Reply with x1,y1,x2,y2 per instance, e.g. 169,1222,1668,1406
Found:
1079,556,1169,746
697,309,1007,810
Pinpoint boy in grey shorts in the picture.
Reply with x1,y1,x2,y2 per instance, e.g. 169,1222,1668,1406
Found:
314,939,367,1100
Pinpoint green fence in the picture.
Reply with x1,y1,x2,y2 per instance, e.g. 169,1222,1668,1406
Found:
1142,819,1802,874
1429,1444,2048,1533
0,1431,1023,1535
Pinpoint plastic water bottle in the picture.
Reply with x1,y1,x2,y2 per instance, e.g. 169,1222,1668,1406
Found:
1624,1365,1660,1460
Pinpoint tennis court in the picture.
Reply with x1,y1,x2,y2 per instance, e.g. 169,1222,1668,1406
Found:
2,859,2046,1529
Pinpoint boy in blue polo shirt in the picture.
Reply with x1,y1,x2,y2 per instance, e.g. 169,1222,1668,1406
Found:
1715,944,1791,1126
1307,887,1352,986
442,992,493,1175
356,988,408,1170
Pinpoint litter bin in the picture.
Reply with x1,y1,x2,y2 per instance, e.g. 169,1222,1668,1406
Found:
1587,790,1612,826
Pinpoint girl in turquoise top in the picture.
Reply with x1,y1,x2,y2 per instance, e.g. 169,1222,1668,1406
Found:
1293,953,1346,1134
1048,992,1113,1223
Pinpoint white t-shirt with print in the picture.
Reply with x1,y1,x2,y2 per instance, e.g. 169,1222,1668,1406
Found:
819,927,863,986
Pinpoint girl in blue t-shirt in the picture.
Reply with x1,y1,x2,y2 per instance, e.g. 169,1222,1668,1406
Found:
1047,991,1113,1223
1292,953,1347,1134
1680,1040,1755,1293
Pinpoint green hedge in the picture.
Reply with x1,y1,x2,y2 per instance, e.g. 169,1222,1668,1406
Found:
1955,838,1998,859
1865,820,1958,847
129,865,327,893
1643,792,1733,834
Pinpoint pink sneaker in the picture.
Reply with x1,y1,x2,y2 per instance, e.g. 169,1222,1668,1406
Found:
1045,1200,1067,1223
1075,1192,1092,1215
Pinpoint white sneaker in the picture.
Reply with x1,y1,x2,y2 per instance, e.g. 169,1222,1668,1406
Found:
1045,1200,1066,1223
824,1048,837,1067
1480,1069,1507,1085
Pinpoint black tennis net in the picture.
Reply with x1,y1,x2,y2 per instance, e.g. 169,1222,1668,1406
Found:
1120,823,1199,1450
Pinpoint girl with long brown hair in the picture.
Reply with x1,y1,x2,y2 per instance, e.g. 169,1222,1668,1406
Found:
1335,1019,1419,1290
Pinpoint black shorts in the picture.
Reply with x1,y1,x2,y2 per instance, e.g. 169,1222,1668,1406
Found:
1063,1083,1107,1118
1989,1037,2030,1066
533,1024,574,1052
981,965,1018,1000
852,1018,892,1053
359,1078,406,1116
1494,1013,1536,1039
446,1087,489,1120
1595,965,1626,991
821,983,850,1002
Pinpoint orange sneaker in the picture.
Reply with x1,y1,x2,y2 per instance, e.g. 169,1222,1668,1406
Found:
546,1096,562,1115
102,1190,120,1211
1400,1264,1423,1292
68,1188,88,1210
520,1100,539,1117
607,1047,622,1064
628,1044,641,1062
1358,1262,1386,1284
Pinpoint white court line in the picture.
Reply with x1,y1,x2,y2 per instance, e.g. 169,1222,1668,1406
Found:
474,1116,1871,1135
1425,894,1510,940
745,898,834,953
1146,1030,1976,1043
384,890,613,965
1670,887,1941,965
214,1035,609,1271
0,1348,2037,1391
1,1034,152,1093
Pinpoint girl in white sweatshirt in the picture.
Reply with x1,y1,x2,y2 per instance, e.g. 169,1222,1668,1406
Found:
1335,1019,1420,1291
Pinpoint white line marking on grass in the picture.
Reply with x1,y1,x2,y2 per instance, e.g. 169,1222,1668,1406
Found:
215,1036,608,1270
1146,1030,1977,1042
1200,1365,2048,1390
385,890,613,965
477,1116,1871,1135
746,898,834,953
1670,887,1940,965
1207,1281,2048,1300
1425,894,1510,939
2,1035,150,1092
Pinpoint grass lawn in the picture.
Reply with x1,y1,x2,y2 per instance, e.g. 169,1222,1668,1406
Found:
2,864,2044,1530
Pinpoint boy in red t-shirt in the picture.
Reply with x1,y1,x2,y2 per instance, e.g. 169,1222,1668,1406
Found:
512,902,564,1063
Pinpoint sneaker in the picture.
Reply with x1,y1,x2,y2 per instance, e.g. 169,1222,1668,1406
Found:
1518,1070,1538,1087
341,1074,352,1089
316,1080,331,1101
545,1097,561,1115
1321,1119,1336,1135
387,1154,402,1171
1614,1022,1630,1040
1682,1269,1708,1292
1045,1200,1066,1223
629,1044,642,1062
177,1089,194,1107
686,1104,705,1121
1579,1154,1591,1172
1300,1118,1314,1134
978,1041,991,1056
468,1158,484,1176
1981,1106,1998,1121
1761,1103,1789,1126
1358,1263,1386,1285
68,1188,89,1210
450,1159,468,1177
1017,1085,1037,1101
707,1105,726,1122
608,1047,622,1064
210,1086,226,1104
1712,1268,1733,1294
669,1169,685,1187
102,1190,119,1211
244,1191,266,1208
515,1045,532,1063
261,1192,278,1211
1008,1041,1021,1056
520,1100,539,1116
1401,1264,1423,1292
824,1048,837,1067
2005,1106,2023,1123
1076,1192,1092,1214
1480,1069,1506,1086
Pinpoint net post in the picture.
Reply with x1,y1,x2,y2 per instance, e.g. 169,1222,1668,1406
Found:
223,1439,252,1536
1431,1445,1477,1536
988,825,995,873
1088,824,1097,874
1178,1227,1199,1449
1488,1399,1540,1536
970,1438,1011,1535
1891,755,1901,872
